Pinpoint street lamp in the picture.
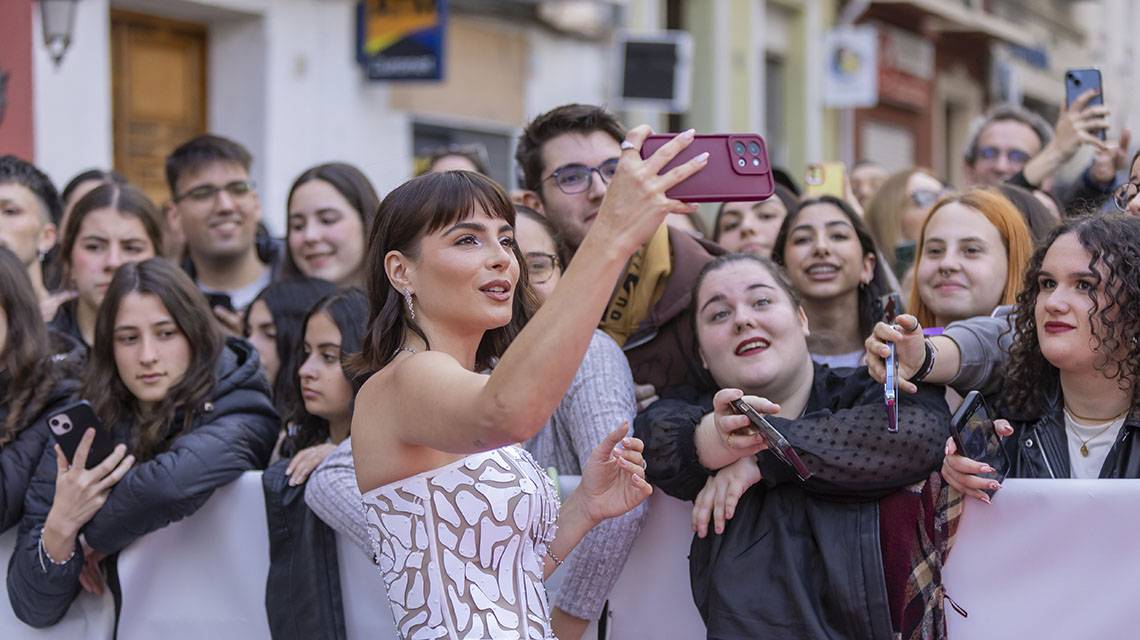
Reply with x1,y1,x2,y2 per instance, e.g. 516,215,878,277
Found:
39,0,79,67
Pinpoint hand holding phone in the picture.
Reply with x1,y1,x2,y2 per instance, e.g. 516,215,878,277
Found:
1065,68,1107,142
639,134,774,203
729,398,813,481
880,293,903,433
948,390,1010,498
48,401,117,470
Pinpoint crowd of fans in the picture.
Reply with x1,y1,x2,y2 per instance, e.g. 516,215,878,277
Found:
0,93,1137,640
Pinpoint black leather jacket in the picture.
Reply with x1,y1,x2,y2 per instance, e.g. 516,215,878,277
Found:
1004,386,1140,479
636,365,950,639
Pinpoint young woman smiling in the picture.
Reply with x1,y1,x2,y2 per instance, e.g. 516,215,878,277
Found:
635,253,951,639
943,214,1140,496
8,258,278,628
772,195,894,369
284,162,380,287
50,183,163,349
909,189,1033,330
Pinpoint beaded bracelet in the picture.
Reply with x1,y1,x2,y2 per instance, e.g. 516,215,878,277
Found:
37,532,76,573
546,546,564,569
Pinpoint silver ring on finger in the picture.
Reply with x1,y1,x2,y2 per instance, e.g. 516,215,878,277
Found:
620,140,639,153
640,459,648,470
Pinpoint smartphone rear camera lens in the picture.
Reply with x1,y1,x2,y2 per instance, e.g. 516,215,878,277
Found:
748,142,760,154
734,141,746,155
737,158,746,167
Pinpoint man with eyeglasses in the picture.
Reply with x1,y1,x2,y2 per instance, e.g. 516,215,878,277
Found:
963,96,1130,214
516,104,722,397
165,134,284,331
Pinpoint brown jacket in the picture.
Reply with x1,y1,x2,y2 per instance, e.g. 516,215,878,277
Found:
620,226,723,395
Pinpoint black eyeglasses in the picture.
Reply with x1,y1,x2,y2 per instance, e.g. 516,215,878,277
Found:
976,146,1032,166
174,180,256,204
1114,181,1140,211
543,158,619,195
526,252,560,284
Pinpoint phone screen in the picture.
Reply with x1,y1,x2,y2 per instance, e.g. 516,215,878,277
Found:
951,393,1008,496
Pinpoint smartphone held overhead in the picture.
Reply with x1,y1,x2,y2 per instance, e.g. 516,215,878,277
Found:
804,162,847,199
1065,67,1107,141
640,133,775,203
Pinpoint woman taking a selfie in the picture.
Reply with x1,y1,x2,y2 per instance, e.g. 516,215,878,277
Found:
0,248,83,533
350,126,702,638
636,252,952,639
8,258,278,628
941,214,1140,496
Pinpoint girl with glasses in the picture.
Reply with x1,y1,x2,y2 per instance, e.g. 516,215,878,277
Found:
864,168,944,277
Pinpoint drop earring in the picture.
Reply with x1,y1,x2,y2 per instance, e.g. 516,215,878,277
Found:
404,289,415,320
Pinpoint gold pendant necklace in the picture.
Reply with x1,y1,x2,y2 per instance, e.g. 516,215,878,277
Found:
1064,407,1127,457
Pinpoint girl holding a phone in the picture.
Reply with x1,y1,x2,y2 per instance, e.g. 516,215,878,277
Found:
941,214,1140,494
8,258,278,628
0,247,85,534
636,252,953,639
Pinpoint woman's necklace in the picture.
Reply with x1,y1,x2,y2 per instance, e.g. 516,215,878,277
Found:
1064,406,1129,457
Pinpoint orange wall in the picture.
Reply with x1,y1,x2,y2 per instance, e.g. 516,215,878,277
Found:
0,0,35,160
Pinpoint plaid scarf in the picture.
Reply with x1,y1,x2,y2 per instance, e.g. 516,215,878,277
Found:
879,472,964,640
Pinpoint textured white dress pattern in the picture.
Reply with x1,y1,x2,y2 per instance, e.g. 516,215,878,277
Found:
362,447,560,639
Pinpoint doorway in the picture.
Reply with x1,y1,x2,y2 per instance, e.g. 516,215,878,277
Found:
111,10,207,205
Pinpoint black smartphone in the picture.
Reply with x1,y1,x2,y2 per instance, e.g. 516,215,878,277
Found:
205,292,235,313
729,398,812,481
949,390,1009,497
47,401,117,470
1065,68,1106,141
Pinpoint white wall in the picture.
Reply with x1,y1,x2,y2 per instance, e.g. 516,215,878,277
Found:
32,0,616,235
33,0,114,189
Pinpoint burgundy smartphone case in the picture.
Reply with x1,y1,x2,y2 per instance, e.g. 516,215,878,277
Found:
640,134,775,203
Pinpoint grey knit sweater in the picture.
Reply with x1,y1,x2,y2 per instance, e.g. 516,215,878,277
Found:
304,330,646,620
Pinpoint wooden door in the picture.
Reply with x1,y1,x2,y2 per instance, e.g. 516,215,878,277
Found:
111,11,206,206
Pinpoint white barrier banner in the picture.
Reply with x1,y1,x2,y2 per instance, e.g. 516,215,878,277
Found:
944,479,1140,639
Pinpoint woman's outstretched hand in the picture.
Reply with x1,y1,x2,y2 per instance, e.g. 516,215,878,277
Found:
587,126,708,257
864,314,927,393
577,423,652,525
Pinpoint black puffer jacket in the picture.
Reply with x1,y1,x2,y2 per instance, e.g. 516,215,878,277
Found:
0,333,85,533
636,365,950,640
6,337,278,628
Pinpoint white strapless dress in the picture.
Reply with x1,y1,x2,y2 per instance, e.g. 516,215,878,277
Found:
362,446,561,639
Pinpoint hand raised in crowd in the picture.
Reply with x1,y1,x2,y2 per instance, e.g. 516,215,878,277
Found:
577,423,652,525
712,388,775,457
634,383,659,413
692,455,763,538
1090,127,1132,185
864,313,927,394
39,289,78,323
286,443,337,486
587,126,706,257
1053,89,1111,159
42,430,134,562
213,306,245,337
941,420,1015,504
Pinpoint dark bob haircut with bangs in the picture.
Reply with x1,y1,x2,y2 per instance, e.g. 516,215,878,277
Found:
353,170,537,378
